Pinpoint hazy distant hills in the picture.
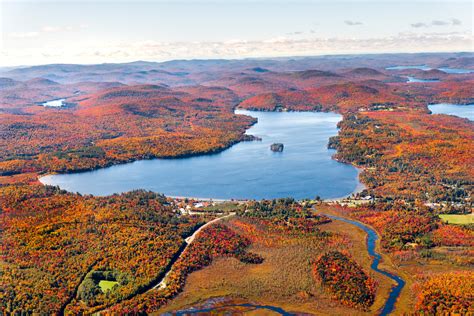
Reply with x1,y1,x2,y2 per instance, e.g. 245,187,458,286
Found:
0,52,472,112
2,52,472,86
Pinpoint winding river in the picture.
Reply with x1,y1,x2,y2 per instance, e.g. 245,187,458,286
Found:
170,214,405,315
40,110,362,200
324,214,405,316
172,302,293,315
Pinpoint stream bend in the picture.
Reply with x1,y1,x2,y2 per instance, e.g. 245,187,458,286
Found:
324,214,405,316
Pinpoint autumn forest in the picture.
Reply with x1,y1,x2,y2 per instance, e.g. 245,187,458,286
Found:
1,52,473,315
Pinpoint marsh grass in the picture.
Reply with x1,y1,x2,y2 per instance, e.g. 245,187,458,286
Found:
158,216,395,315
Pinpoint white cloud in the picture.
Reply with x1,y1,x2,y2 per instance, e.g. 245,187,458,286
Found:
344,20,363,26
450,18,462,26
3,31,472,66
224,39,249,44
411,22,427,28
286,31,303,36
80,31,474,60
432,20,449,26
411,18,463,28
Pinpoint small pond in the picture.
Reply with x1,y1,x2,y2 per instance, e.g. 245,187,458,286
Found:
42,98,66,107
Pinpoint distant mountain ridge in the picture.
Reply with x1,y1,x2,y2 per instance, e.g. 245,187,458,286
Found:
2,52,472,86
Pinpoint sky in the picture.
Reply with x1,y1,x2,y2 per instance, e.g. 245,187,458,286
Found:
0,0,472,66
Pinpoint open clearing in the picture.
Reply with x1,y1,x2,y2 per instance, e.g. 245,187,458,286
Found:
98,280,118,293
439,214,473,225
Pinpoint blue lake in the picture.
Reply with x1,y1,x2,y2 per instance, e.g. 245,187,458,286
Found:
40,110,362,200
438,68,473,74
406,76,440,83
386,65,432,71
428,103,474,121
386,65,473,74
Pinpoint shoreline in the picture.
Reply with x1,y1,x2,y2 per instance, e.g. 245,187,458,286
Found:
166,166,366,203
323,167,367,202
38,108,366,203
40,170,366,204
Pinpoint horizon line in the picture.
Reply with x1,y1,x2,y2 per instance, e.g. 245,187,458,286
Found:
1,50,473,70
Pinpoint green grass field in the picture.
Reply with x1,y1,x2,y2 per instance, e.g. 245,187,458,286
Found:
98,280,118,293
439,214,473,225
201,202,242,213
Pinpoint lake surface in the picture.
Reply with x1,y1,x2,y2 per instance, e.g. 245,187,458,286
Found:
386,65,431,71
406,76,440,83
42,98,65,107
438,67,473,74
40,110,361,200
387,65,473,74
429,103,474,121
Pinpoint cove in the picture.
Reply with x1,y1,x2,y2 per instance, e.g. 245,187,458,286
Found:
40,110,361,200
428,103,474,121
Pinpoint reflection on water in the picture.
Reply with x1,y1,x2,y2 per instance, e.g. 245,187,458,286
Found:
429,103,473,121
406,76,440,83
42,98,65,107
386,65,473,74
40,110,361,200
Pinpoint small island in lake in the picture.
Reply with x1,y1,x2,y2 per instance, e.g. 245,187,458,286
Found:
270,143,284,152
